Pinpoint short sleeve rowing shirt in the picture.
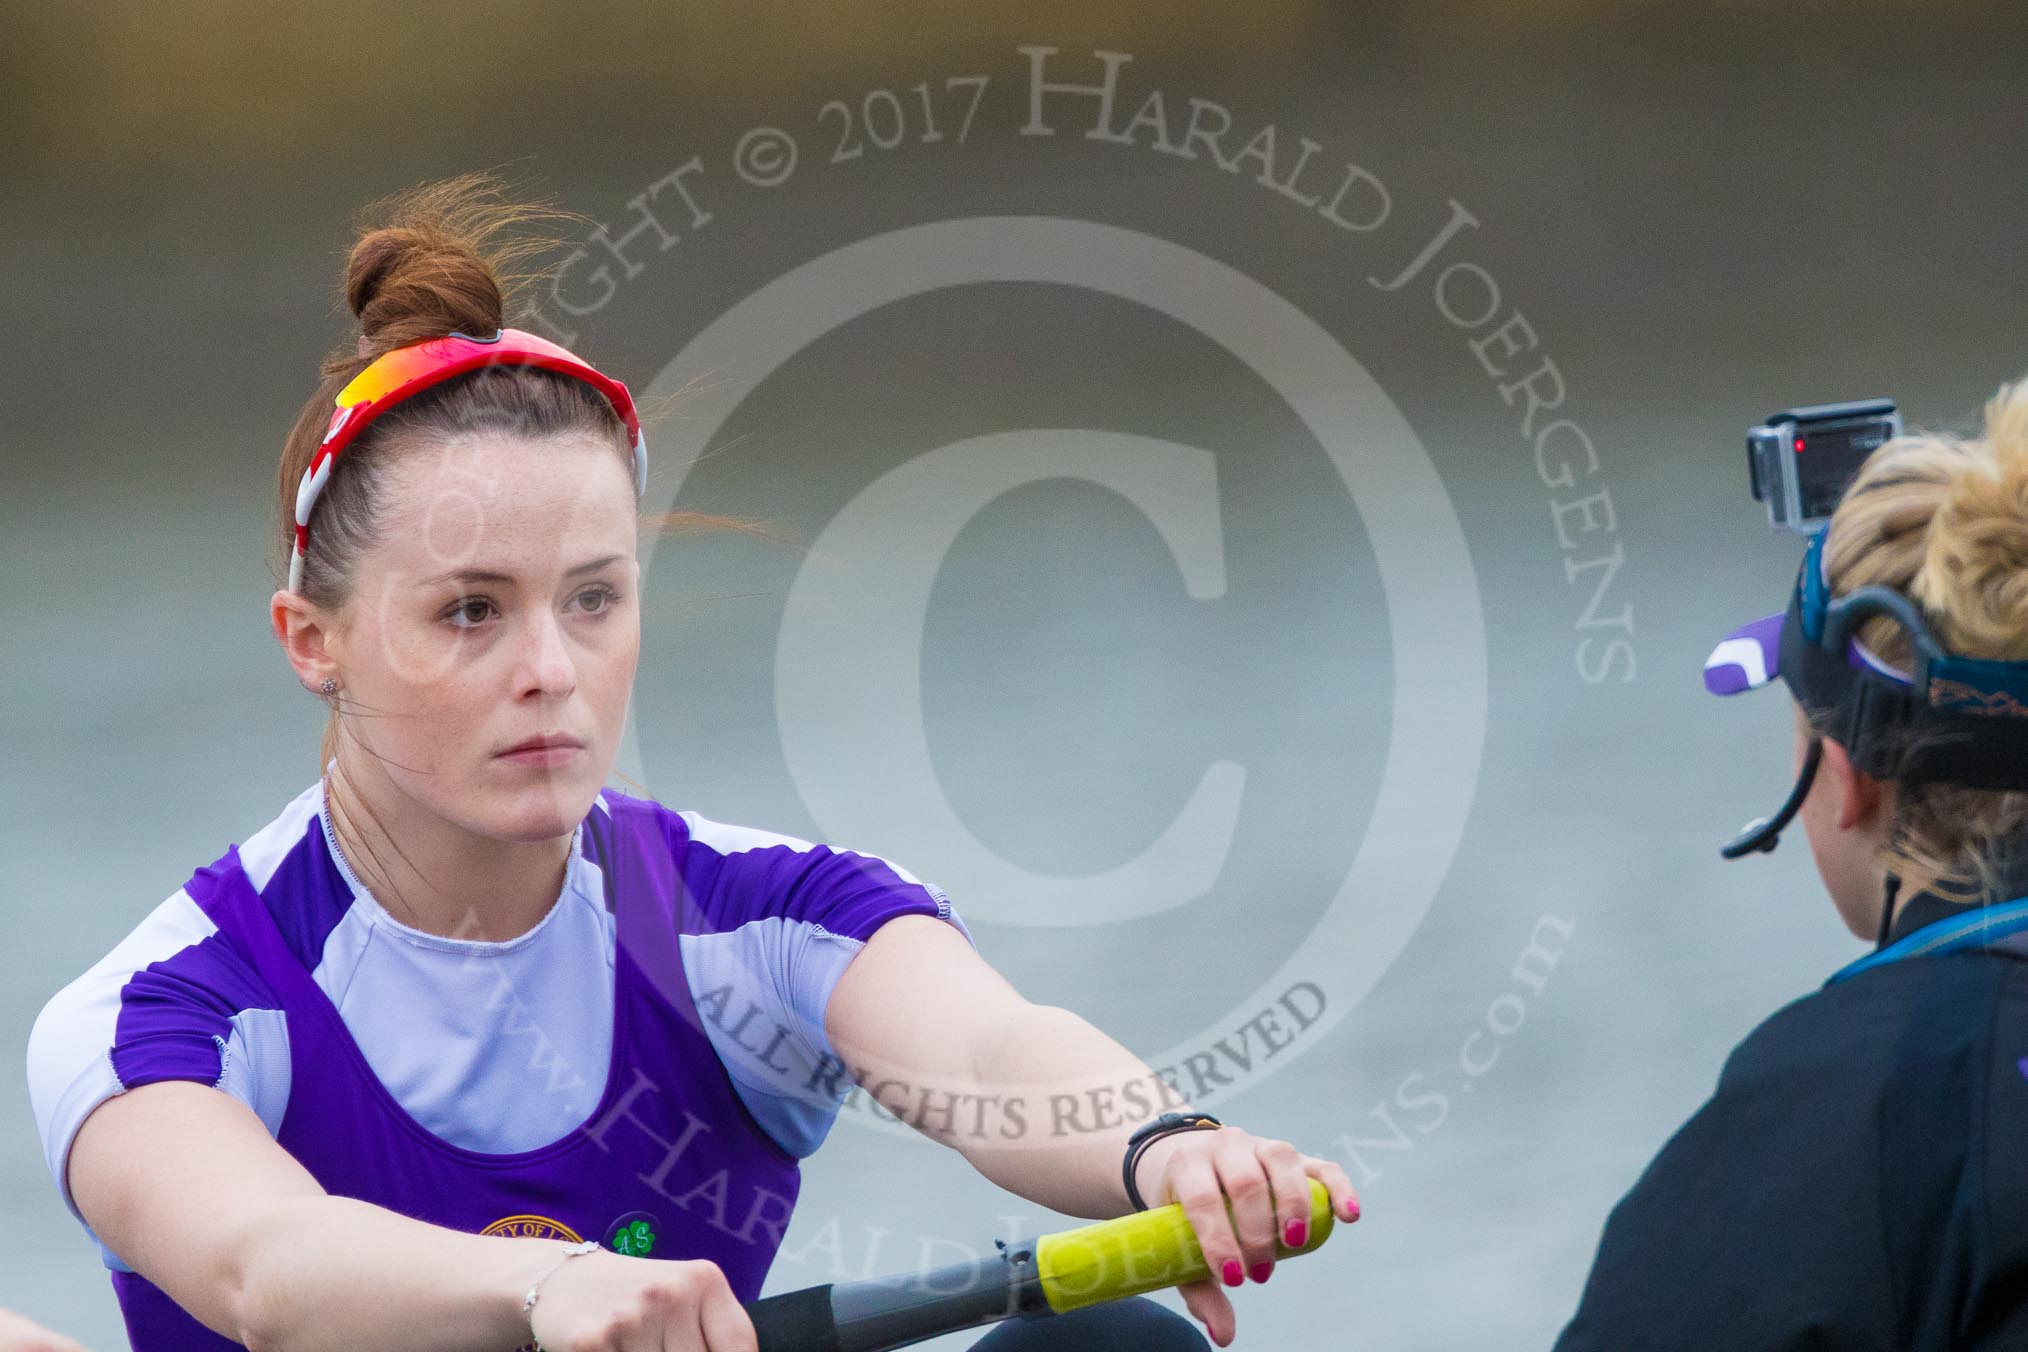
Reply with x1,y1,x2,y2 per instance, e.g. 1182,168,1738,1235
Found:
25,771,975,1350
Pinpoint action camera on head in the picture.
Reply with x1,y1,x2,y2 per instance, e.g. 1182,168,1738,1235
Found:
1747,398,1901,533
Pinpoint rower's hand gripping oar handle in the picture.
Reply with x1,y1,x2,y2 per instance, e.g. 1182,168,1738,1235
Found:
1035,1173,1336,1311
744,1177,1337,1352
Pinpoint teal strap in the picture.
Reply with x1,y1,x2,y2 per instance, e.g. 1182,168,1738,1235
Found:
1827,892,2028,985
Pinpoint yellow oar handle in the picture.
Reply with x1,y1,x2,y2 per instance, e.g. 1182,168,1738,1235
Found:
1033,1176,1336,1313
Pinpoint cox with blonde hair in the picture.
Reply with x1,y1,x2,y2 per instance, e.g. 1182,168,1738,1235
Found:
1555,378,2028,1351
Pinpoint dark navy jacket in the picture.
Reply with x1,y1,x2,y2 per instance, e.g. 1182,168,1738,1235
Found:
1555,889,2028,1351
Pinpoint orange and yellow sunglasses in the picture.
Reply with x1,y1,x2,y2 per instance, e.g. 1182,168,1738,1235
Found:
287,328,646,592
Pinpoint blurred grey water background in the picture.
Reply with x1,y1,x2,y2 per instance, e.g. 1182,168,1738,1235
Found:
5,2,2027,1347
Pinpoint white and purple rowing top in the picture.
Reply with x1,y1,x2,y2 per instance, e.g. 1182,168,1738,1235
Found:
25,769,974,1350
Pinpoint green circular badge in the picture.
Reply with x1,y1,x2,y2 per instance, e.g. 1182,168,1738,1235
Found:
605,1210,660,1257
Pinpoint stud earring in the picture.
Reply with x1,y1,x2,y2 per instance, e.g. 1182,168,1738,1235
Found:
320,678,338,696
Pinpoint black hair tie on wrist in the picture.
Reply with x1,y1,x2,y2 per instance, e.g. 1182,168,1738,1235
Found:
1122,1111,1223,1211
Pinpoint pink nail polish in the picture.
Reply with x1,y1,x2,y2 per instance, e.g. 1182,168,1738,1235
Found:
1284,1219,1307,1247
1221,1259,1242,1287
1250,1261,1273,1284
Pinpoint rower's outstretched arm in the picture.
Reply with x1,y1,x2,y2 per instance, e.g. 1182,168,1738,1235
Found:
825,912,1178,1217
824,914,1359,1348
65,1083,623,1351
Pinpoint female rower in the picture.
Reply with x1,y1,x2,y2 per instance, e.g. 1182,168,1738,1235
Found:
26,174,1358,1352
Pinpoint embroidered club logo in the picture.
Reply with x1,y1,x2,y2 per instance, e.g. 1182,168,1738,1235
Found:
480,1213,586,1243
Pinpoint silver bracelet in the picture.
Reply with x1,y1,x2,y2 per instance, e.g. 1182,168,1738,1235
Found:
523,1239,602,1337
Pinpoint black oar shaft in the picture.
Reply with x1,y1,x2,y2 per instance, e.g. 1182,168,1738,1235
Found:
747,1243,1048,1352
